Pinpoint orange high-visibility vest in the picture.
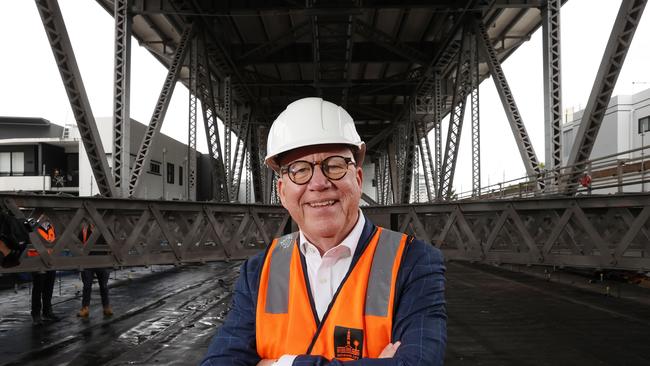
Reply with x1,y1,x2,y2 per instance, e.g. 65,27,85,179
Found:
256,227,408,361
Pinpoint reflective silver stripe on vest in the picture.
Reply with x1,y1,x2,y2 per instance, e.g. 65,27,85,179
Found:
365,229,405,317
265,232,297,314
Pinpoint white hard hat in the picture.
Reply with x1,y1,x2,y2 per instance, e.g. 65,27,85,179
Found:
265,97,366,171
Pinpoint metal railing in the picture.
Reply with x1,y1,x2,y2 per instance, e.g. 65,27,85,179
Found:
455,144,650,200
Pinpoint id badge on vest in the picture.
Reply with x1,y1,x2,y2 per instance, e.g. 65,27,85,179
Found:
334,326,363,361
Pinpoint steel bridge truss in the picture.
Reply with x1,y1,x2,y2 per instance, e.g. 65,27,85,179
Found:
564,0,647,193
474,18,544,191
129,25,193,197
36,0,116,197
0,195,289,273
364,194,650,271
542,0,563,187
3,193,650,273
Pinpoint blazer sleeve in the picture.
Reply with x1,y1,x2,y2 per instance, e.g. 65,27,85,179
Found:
201,251,265,366
291,240,447,366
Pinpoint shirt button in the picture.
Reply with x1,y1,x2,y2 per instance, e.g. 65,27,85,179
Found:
319,278,327,284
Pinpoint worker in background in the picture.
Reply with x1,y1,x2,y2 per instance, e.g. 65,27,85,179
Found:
30,218,60,325
77,222,113,318
202,97,447,365
0,209,31,268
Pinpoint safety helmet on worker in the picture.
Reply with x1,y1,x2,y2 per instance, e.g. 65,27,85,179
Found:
264,97,366,172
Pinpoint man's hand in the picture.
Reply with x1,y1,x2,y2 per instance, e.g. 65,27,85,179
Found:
257,359,277,366
378,341,401,358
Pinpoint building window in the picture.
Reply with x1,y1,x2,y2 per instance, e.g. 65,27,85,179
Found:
148,161,161,175
179,166,183,186
0,151,24,176
639,116,650,134
167,162,175,184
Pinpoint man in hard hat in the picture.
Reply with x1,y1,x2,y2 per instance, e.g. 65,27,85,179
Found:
202,97,446,365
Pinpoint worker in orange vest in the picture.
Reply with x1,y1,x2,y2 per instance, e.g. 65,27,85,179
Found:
30,218,60,325
77,222,113,318
202,98,446,365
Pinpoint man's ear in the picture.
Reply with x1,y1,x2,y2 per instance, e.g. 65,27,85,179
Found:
277,176,287,208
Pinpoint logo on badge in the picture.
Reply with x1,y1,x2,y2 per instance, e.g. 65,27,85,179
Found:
334,326,363,360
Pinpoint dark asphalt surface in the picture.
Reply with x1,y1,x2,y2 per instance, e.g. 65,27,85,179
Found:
1,260,649,365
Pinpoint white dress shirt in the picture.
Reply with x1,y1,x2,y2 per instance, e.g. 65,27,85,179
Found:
275,211,366,365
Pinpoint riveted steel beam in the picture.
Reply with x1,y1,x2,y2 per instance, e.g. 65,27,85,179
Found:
112,0,132,198
36,0,116,197
565,0,647,193
470,33,481,198
438,25,472,200
542,0,563,185
187,36,198,200
474,18,543,190
129,25,193,196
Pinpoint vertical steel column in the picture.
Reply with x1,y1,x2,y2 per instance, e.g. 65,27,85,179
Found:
474,19,543,190
542,0,563,186
197,37,228,201
129,26,192,196
388,140,400,204
565,0,647,193
400,110,417,204
230,107,251,202
249,126,265,203
35,0,116,197
223,76,232,198
413,142,421,203
112,0,132,198
434,73,442,200
471,33,481,198
439,25,472,200
187,37,198,200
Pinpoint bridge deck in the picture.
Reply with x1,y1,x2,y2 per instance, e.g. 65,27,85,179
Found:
0,261,648,365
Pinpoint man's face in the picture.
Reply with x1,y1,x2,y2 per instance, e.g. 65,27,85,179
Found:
277,144,363,248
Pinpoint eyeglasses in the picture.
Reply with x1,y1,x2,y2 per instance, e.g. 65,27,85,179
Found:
280,155,356,185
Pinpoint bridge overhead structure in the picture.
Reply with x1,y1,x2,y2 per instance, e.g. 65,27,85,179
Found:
35,0,628,202
2,193,650,273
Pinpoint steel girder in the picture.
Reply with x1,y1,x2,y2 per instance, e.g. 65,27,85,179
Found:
4,192,650,273
414,112,436,202
434,73,443,200
363,194,650,271
229,106,252,202
193,33,229,201
0,194,289,273
438,25,473,200
35,0,116,197
187,37,198,199
129,26,193,196
565,0,647,193
249,125,265,203
471,33,481,198
400,116,417,204
112,0,132,198
474,19,544,190
223,76,233,199
542,0,563,185
354,18,429,65
235,20,311,64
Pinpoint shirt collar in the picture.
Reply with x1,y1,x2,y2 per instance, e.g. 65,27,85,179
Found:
299,210,365,257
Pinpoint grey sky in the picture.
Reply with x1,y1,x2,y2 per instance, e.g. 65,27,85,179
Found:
1,0,648,195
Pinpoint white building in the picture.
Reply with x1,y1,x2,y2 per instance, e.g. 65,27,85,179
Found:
0,116,211,200
562,88,650,193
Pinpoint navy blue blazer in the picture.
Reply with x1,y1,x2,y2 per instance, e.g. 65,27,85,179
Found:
201,216,447,365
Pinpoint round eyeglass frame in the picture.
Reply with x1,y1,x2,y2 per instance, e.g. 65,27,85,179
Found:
280,155,356,185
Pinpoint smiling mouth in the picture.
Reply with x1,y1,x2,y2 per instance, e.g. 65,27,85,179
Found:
307,200,336,208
